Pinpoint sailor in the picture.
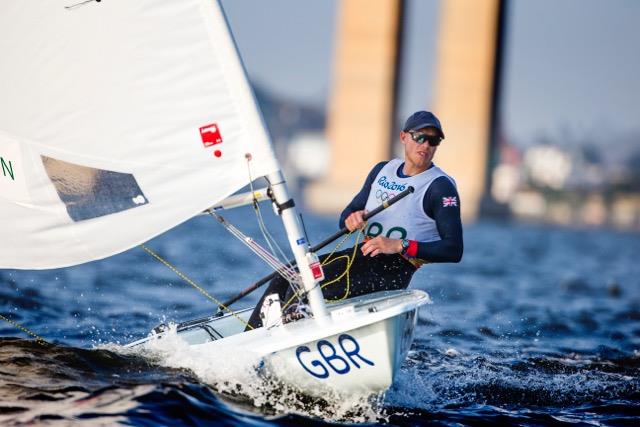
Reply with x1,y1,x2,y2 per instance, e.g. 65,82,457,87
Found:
247,110,463,329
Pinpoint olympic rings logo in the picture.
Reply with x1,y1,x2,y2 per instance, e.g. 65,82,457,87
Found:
375,189,396,202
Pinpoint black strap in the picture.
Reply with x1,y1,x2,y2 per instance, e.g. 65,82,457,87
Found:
266,187,295,214
275,198,295,214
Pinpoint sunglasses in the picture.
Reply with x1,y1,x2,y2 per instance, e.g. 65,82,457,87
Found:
408,131,442,146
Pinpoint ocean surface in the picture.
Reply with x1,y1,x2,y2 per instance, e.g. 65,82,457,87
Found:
1,208,639,426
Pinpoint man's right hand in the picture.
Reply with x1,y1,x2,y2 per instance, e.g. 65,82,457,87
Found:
345,210,366,232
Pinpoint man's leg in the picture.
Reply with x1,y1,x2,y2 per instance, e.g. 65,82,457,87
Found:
320,247,416,300
245,246,415,329
245,248,354,329
245,275,290,330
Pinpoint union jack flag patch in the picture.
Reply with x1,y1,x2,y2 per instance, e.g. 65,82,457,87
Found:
442,196,458,207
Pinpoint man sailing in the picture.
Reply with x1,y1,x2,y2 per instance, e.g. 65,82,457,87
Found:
247,110,463,329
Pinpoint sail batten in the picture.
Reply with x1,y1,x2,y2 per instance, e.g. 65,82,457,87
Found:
0,0,279,269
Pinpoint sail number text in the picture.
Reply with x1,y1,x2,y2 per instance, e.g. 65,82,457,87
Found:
1,156,15,181
295,334,374,379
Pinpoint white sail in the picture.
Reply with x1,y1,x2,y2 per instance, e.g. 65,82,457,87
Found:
0,0,279,269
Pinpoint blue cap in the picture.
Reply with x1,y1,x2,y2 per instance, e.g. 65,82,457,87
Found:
403,111,444,138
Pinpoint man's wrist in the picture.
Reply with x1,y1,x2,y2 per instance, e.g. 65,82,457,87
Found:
400,238,410,255
400,239,418,257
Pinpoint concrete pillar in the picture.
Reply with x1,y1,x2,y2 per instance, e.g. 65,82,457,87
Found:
306,0,402,214
432,0,502,220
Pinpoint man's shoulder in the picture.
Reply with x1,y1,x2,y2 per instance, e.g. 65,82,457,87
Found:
372,158,405,174
368,160,391,177
422,173,461,217
374,160,390,169
430,165,457,188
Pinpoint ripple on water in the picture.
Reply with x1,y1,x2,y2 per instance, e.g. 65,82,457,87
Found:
388,344,640,413
2,220,640,425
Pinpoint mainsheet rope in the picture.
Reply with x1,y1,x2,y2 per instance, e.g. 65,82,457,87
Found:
140,228,364,329
0,313,48,346
140,244,253,330
0,224,361,343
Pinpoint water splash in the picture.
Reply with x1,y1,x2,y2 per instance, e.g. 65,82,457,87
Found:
116,325,386,422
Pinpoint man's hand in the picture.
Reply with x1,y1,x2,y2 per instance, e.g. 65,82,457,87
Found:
361,236,403,257
345,210,366,232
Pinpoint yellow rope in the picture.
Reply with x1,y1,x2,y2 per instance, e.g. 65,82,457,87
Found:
0,228,363,342
282,228,364,310
140,245,252,330
0,313,48,346
319,230,363,300
142,225,365,328
319,231,353,266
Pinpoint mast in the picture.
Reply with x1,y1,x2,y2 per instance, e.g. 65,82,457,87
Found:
267,171,329,322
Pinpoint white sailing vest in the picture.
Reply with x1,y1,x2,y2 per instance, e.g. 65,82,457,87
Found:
363,159,455,243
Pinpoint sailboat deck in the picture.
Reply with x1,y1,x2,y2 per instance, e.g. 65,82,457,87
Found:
127,289,429,348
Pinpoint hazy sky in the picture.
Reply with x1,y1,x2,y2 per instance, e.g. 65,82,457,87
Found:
504,0,640,145
220,0,338,105
221,0,640,146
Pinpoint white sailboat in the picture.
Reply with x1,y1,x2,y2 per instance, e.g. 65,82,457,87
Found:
0,0,429,397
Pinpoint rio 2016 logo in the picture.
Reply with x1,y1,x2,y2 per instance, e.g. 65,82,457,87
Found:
295,334,374,379
377,176,406,192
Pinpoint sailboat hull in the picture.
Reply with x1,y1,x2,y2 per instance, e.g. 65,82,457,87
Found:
128,289,430,397
263,307,417,396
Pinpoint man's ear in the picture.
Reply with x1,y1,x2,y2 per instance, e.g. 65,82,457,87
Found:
400,131,407,146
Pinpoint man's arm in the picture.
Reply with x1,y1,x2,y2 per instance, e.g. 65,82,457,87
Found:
338,161,388,229
415,176,463,262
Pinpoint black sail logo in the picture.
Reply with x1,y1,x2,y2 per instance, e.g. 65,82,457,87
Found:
41,155,148,222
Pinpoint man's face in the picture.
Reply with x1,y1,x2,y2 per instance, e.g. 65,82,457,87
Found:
400,127,441,172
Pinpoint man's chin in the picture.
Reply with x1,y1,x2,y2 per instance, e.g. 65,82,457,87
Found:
415,158,432,169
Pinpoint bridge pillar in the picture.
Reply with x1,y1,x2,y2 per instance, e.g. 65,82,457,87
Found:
432,0,503,220
307,0,503,222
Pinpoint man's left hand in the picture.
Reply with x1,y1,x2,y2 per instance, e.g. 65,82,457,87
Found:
361,236,402,257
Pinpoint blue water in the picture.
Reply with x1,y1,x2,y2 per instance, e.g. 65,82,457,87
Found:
1,209,639,425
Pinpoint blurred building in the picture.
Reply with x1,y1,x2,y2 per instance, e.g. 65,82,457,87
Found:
490,135,640,230
523,145,572,190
